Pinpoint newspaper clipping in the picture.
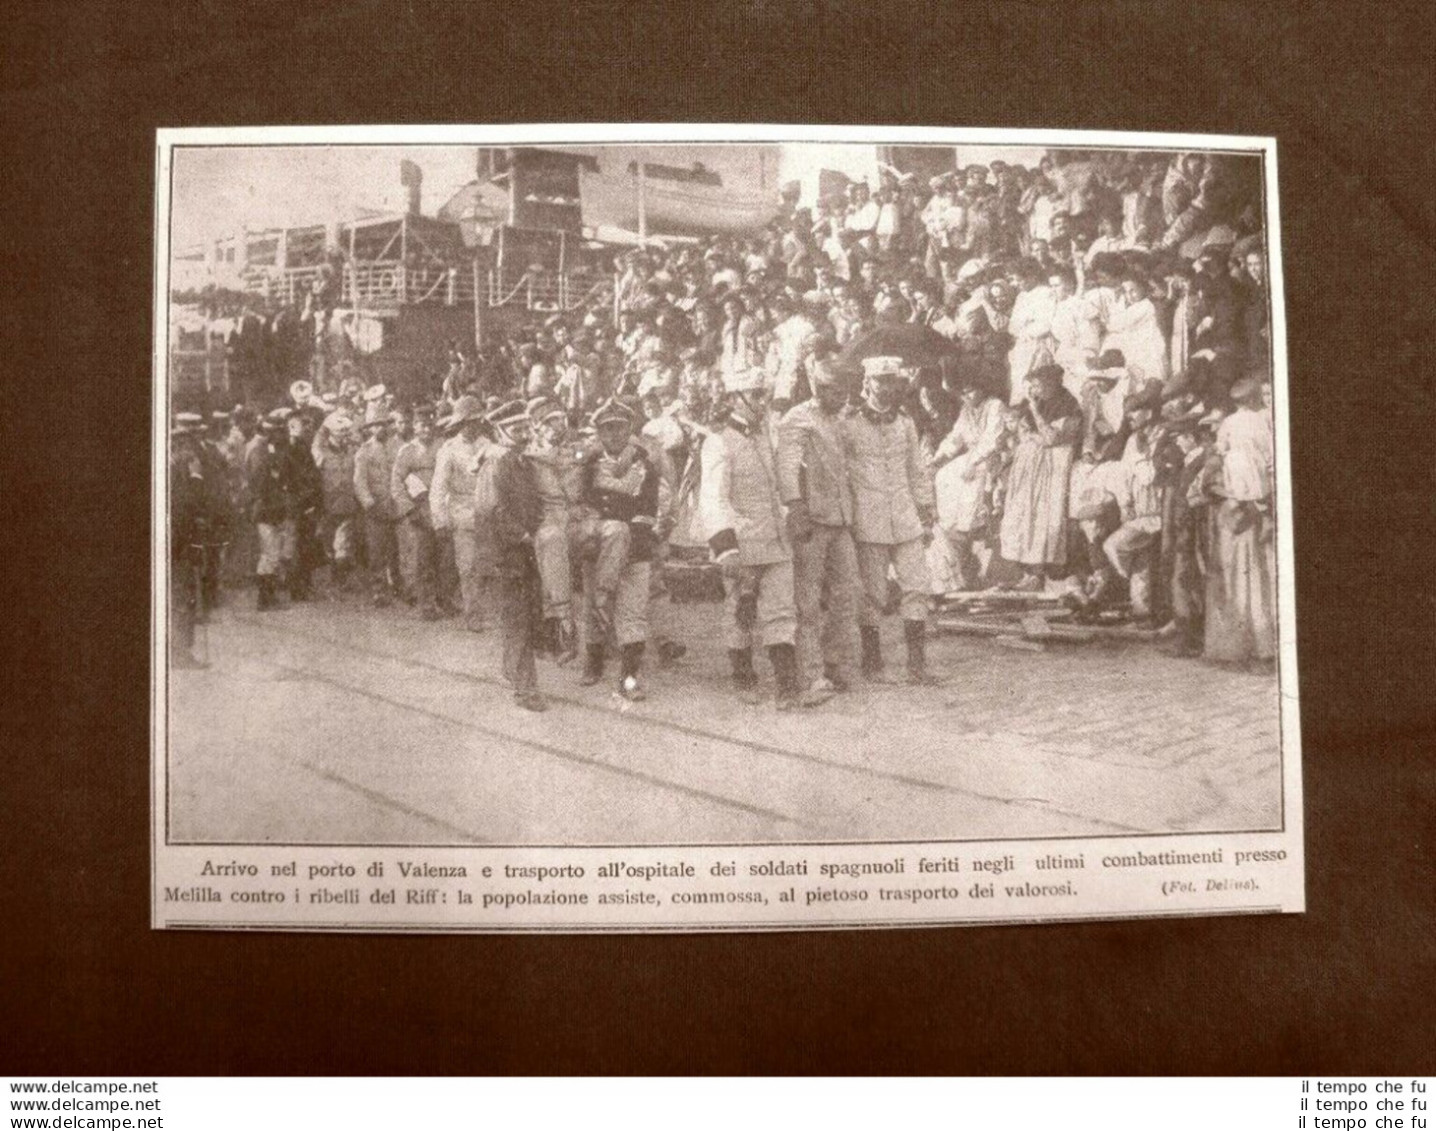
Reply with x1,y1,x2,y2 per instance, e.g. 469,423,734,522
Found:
152,124,1302,932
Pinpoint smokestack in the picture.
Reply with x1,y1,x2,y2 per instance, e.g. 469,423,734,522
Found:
400,159,422,217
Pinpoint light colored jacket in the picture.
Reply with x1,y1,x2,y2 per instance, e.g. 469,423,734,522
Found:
842,409,933,545
390,438,441,519
527,436,588,523
430,434,486,530
700,421,790,566
353,436,400,520
775,400,854,528
767,314,818,401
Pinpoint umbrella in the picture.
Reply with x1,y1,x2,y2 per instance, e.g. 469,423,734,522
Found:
835,323,962,373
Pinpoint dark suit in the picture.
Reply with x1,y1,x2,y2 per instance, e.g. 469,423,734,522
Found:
492,447,545,693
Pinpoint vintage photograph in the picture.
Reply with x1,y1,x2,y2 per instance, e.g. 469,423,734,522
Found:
156,128,1294,865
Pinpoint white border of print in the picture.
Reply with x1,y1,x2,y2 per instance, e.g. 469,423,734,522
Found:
152,124,1302,933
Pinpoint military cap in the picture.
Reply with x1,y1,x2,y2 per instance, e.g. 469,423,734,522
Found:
486,398,530,428
590,396,642,428
861,356,905,379
527,396,566,423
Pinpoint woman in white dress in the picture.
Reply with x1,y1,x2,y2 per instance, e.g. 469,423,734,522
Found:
1101,275,1171,392
1203,379,1277,664
1005,269,1058,404
998,363,1083,590
929,379,1006,589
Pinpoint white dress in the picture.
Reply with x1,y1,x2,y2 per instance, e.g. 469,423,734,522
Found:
1101,296,1171,390
1205,407,1277,662
1006,284,1058,402
933,396,1006,534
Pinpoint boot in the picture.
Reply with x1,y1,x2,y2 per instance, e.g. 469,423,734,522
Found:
514,689,548,712
256,575,278,611
768,642,801,711
289,567,311,602
729,647,763,705
823,663,851,694
904,619,943,686
618,642,647,701
581,643,606,686
860,625,896,684
801,676,836,708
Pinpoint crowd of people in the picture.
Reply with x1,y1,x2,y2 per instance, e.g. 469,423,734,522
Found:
170,148,1279,713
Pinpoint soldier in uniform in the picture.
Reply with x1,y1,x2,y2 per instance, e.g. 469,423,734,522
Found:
843,356,943,685
525,396,586,663
577,397,660,701
353,412,402,607
196,411,235,613
285,411,323,602
775,359,857,702
170,413,230,619
246,408,296,611
390,404,445,621
699,366,805,710
487,400,548,713
430,395,495,632
314,411,359,593
170,418,213,668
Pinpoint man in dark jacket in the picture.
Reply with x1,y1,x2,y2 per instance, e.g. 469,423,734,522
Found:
285,412,323,601
488,399,548,713
246,408,295,610
170,421,213,668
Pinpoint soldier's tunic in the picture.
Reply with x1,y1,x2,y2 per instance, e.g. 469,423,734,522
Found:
354,433,401,597
391,436,443,612
316,442,358,566
430,432,495,630
842,405,934,625
196,439,234,608
527,434,588,622
700,416,796,650
170,449,209,659
776,399,860,686
246,436,294,579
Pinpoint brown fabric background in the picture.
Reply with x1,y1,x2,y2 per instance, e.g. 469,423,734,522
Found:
2,0,1432,1075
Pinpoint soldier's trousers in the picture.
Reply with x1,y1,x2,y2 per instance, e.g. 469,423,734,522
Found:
396,516,418,596
573,517,630,598
364,512,398,595
170,556,197,658
533,512,574,621
1104,516,1162,578
435,530,460,610
856,538,930,625
725,560,797,650
256,520,295,577
317,514,356,566
793,524,860,685
401,514,438,610
583,559,650,647
450,525,493,630
498,557,540,693
647,541,676,644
